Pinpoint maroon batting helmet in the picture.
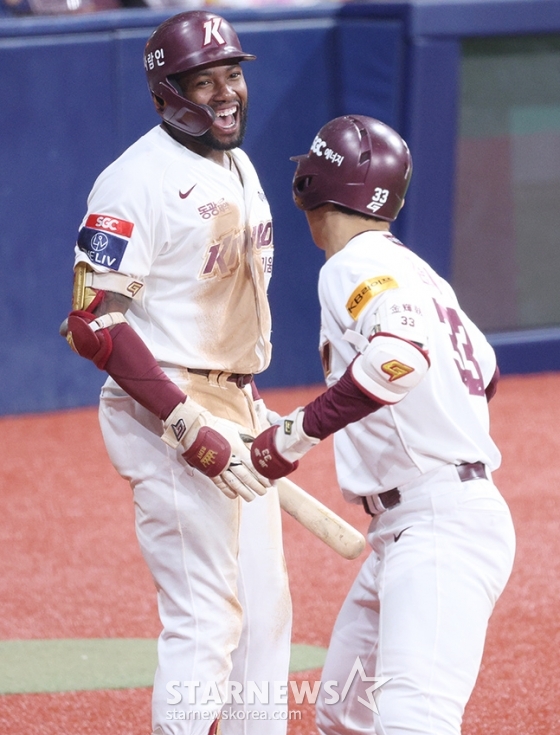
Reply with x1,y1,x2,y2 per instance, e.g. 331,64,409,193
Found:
291,115,412,221
144,11,256,137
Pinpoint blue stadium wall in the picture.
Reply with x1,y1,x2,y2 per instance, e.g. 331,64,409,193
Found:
1,0,560,415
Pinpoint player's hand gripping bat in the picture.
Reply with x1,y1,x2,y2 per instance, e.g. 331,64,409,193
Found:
172,404,366,561
238,433,365,560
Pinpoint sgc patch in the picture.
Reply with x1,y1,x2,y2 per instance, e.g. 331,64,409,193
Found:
77,214,134,270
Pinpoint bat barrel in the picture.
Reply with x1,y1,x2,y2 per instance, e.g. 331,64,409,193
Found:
276,478,366,560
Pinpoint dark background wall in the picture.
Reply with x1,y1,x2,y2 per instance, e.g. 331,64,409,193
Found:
1,1,560,415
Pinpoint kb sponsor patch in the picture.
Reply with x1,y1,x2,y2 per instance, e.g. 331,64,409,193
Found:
77,214,134,270
346,275,398,319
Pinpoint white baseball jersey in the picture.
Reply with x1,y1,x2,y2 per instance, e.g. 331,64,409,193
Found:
74,125,274,374
318,230,501,500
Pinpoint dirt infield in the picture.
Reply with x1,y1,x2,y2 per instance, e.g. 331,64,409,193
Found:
0,373,559,733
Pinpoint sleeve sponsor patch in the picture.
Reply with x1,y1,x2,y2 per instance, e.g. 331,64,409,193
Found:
85,214,134,238
77,214,134,271
346,275,399,320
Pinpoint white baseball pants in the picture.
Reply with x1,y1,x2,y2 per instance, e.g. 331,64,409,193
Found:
316,463,515,735
99,372,292,735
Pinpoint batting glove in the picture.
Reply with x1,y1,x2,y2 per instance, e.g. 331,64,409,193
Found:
250,407,320,480
162,398,271,502
253,397,281,431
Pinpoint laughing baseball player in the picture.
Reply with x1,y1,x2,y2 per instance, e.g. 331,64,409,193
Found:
250,115,516,734
60,12,291,735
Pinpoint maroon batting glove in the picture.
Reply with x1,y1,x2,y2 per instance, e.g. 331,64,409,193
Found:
250,425,299,480
182,426,232,478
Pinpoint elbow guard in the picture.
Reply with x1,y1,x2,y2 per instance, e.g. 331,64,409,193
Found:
66,311,127,369
351,333,430,404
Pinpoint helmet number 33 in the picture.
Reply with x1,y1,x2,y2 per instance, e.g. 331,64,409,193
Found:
367,188,389,214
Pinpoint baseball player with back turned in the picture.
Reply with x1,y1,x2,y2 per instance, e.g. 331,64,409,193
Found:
60,12,291,735
250,115,516,735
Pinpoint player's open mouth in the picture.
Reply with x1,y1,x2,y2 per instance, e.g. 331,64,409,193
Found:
213,106,238,132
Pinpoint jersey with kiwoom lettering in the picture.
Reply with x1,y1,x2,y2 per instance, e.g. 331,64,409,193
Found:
74,125,274,374
318,231,501,501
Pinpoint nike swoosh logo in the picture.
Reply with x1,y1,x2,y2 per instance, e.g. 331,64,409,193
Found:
179,184,197,200
393,526,412,543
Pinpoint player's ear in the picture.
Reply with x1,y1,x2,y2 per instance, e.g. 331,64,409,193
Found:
151,93,165,115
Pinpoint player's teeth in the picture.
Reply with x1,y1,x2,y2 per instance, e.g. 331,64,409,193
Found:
214,108,236,130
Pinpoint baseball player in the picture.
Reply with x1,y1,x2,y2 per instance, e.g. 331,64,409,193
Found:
250,116,516,734
60,12,291,735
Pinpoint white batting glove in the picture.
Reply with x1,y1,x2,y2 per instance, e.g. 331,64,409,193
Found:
162,398,271,502
253,397,281,431
250,407,320,480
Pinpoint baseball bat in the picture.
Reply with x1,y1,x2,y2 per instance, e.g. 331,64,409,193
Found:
183,381,366,559
216,426,366,559
275,476,366,560
233,429,366,560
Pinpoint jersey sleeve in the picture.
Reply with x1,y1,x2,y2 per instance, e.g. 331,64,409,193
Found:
74,158,166,279
338,265,429,350
356,287,429,348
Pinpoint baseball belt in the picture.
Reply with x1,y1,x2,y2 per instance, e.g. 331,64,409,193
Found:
186,368,254,389
362,461,488,516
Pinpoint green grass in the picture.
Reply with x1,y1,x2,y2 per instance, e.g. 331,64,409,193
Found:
0,639,327,695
